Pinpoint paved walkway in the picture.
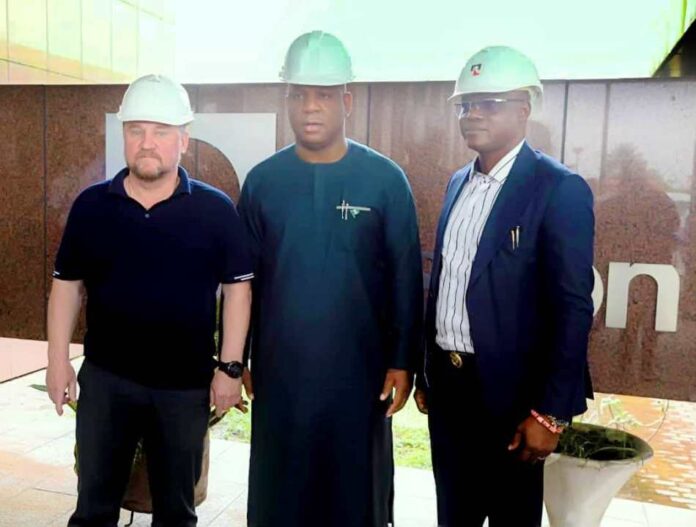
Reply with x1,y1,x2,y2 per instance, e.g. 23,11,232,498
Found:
610,394,696,510
1,359,695,526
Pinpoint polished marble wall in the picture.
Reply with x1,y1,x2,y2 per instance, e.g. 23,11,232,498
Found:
1,79,694,401
0,86,45,340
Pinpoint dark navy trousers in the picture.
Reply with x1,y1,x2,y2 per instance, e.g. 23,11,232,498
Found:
427,349,544,527
68,360,209,527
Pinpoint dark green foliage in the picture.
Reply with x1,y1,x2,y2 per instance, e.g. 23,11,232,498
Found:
556,422,644,461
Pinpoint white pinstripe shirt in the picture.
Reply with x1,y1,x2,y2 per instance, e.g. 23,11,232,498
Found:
435,141,525,353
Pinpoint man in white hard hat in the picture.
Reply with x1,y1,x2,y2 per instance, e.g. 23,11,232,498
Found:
415,46,594,526
46,74,253,526
238,31,423,527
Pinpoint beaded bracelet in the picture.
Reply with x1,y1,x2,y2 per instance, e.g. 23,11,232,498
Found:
530,409,565,435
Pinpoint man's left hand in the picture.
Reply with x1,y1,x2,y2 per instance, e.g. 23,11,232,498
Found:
507,416,560,463
380,369,412,417
210,370,243,418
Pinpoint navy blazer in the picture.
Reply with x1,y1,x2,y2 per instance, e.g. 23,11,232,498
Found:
423,142,594,422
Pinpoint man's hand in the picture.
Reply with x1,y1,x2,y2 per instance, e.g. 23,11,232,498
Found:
46,360,77,416
210,370,242,418
380,369,412,417
508,416,560,463
413,388,428,414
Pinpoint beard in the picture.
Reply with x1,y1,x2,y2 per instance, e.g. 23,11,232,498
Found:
129,155,165,182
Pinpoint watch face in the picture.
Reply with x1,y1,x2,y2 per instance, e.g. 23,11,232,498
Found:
219,360,243,378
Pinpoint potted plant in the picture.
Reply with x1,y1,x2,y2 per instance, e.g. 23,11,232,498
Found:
543,396,660,527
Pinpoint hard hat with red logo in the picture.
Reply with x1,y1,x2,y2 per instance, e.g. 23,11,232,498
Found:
449,46,543,111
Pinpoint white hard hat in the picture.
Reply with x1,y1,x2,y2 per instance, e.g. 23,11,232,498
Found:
117,74,194,126
280,31,354,86
449,46,543,110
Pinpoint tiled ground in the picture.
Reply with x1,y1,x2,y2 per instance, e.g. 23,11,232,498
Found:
587,394,696,510
1,358,695,526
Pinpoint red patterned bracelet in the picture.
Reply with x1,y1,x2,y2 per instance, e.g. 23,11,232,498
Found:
530,409,565,435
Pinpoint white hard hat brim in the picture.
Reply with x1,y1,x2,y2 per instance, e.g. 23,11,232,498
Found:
117,74,195,126
285,78,353,87
447,87,509,102
448,84,543,103
117,112,194,126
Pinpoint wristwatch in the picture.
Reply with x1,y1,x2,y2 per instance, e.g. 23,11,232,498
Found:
546,414,570,429
215,359,244,379
530,409,569,434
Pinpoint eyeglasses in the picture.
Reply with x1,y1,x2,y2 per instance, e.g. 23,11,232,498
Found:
454,98,528,117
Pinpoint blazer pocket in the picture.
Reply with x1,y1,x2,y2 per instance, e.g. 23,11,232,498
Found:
500,242,535,258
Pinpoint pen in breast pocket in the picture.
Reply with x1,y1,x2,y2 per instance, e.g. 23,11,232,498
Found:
510,226,521,250
515,226,520,248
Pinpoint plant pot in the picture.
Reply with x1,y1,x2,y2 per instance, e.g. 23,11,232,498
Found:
121,432,211,513
543,423,653,527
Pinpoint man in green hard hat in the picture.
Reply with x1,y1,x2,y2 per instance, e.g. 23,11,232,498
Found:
238,31,423,527
415,46,595,526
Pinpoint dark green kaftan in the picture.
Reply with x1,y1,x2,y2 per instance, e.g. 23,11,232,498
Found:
239,140,422,527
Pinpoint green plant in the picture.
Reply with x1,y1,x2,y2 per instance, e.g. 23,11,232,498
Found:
556,422,642,460
556,395,667,461
215,405,252,442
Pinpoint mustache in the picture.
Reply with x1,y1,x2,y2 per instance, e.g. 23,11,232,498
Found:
136,152,161,161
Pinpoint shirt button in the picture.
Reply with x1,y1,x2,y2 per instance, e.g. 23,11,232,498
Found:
144,213,150,219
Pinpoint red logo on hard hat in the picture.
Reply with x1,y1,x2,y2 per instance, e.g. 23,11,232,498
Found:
471,64,482,76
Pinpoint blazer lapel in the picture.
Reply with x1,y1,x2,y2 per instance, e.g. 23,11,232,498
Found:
436,165,473,251
429,164,473,311
469,143,539,289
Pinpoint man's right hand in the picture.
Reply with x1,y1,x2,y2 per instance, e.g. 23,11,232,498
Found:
414,388,428,414
46,360,77,416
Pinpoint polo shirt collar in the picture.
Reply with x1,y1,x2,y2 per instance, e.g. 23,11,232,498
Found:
108,166,192,197
175,166,192,195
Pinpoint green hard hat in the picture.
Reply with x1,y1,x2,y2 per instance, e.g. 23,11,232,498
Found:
280,31,354,86
450,46,543,109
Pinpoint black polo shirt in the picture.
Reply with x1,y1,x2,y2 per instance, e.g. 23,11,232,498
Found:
53,167,253,389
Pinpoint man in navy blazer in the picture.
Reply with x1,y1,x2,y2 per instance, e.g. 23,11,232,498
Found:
414,46,595,526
